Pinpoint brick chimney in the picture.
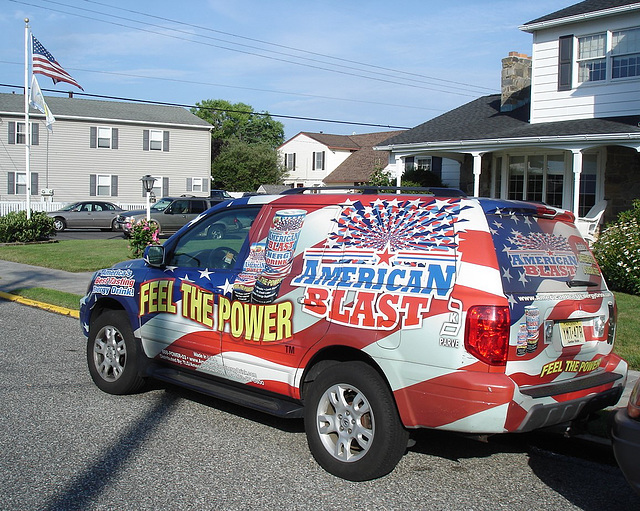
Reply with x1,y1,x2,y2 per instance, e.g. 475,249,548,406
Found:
501,52,531,112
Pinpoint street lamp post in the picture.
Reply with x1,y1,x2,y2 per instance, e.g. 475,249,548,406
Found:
140,175,157,221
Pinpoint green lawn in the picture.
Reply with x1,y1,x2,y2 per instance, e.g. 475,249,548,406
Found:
0,239,638,369
0,239,130,272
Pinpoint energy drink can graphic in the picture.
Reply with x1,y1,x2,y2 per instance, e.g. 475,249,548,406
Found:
525,306,540,353
233,243,266,302
517,323,528,356
252,209,306,304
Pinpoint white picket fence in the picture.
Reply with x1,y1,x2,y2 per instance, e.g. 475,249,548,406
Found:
0,201,146,216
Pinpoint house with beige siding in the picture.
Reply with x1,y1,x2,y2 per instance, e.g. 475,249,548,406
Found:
377,0,640,223
0,93,212,205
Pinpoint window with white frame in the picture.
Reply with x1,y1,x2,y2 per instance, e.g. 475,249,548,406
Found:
507,154,566,208
188,177,205,192
612,27,640,79
98,127,112,148
284,153,296,170
150,130,163,151
578,33,607,83
15,172,27,195
579,154,598,217
312,151,325,171
97,174,112,195
8,121,39,145
7,171,38,195
415,156,432,171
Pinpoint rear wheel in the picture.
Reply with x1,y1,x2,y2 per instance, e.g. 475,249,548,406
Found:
87,310,146,395
303,361,409,481
52,217,66,231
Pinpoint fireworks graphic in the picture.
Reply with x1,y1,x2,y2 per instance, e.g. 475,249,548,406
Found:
511,232,572,252
327,198,464,252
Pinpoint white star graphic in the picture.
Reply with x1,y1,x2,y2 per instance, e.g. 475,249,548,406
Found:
502,267,513,282
199,268,213,280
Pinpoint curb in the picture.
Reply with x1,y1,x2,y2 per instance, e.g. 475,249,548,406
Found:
0,290,79,319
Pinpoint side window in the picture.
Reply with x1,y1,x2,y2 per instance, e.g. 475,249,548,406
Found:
90,127,118,149
167,207,261,269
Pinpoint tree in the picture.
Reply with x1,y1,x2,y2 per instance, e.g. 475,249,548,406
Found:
192,99,285,160
212,139,287,192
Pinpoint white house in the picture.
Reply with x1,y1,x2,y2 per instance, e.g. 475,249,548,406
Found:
1,92,212,205
377,0,640,222
279,131,403,188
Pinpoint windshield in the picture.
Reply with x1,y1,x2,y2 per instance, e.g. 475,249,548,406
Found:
150,198,174,212
60,202,82,212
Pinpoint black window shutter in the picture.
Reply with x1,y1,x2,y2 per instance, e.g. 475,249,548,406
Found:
163,131,170,152
90,126,97,148
111,175,118,196
89,174,97,196
321,151,325,170
558,35,573,91
8,172,15,194
293,153,296,168
312,152,316,170
8,122,15,144
186,178,192,191
143,130,149,151
163,177,169,196
31,123,39,146
202,177,209,194
31,172,38,196
112,128,119,150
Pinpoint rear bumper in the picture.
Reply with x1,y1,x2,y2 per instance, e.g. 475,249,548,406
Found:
612,408,640,495
516,384,623,432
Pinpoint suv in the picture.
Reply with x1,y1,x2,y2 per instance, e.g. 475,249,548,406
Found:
115,197,179,234
209,189,233,203
80,188,627,481
119,197,215,236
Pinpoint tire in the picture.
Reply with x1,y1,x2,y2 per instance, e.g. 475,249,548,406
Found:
111,218,118,231
303,361,409,481
53,217,66,232
87,310,146,395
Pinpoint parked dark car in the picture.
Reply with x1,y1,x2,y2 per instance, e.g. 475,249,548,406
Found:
209,189,233,202
115,197,179,233
47,201,123,231
120,197,216,236
612,377,640,495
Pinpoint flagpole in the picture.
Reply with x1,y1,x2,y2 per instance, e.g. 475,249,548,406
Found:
24,18,31,220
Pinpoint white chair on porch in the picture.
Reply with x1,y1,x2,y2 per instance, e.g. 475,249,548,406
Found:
575,200,607,245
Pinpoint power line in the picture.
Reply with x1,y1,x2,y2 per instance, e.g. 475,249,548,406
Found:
13,0,495,97
0,59,444,113
0,83,413,130
80,0,496,94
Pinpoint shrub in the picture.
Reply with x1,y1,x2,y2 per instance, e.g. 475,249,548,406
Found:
0,210,55,243
593,200,640,295
127,219,160,258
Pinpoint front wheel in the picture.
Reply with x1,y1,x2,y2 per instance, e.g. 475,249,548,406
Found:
303,361,409,481
53,217,66,231
87,310,146,395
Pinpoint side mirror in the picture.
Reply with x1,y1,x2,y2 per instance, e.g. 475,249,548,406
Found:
144,245,165,267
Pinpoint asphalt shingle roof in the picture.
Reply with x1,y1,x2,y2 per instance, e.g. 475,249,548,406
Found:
524,0,640,26
377,95,640,148
323,131,404,184
0,92,211,127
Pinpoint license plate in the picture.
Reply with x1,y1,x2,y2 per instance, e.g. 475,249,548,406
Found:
559,321,586,346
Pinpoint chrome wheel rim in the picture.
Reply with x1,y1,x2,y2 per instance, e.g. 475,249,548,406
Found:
315,383,374,462
93,325,127,382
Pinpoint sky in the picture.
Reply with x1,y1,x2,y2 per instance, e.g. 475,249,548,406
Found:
0,0,572,140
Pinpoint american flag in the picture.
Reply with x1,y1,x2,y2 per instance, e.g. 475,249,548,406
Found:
31,35,83,91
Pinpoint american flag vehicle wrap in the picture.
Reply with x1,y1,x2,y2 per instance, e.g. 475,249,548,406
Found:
81,193,627,476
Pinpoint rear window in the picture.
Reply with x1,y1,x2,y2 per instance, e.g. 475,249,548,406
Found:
487,210,603,294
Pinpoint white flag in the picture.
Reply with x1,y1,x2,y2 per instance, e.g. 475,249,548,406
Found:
29,74,55,131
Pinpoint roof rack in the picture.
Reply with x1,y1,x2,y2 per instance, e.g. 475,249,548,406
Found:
280,186,467,198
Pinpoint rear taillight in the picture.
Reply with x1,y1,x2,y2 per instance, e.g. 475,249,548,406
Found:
464,306,510,366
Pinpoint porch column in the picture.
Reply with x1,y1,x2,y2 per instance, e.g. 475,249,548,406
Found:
571,149,583,216
471,152,483,197
391,154,406,186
